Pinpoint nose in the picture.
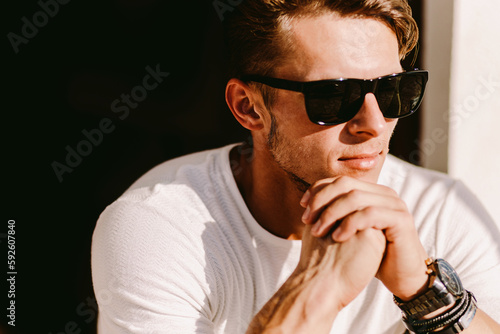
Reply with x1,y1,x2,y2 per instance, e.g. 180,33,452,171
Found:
345,93,387,137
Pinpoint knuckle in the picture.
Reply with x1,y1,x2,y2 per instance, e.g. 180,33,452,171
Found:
309,181,323,191
320,208,342,228
363,228,386,247
333,175,353,189
310,179,324,189
359,227,379,238
363,206,379,216
307,196,322,211
322,204,336,218
397,198,409,211
346,188,362,201
339,213,356,230
382,185,398,197
400,210,413,222
311,177,335,189
357,227,383,243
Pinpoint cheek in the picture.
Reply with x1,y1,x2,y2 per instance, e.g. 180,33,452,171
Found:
272,90,345,155
272,91,320,138
283,123,345,176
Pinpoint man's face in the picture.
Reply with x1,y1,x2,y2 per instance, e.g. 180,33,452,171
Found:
259,13,402,188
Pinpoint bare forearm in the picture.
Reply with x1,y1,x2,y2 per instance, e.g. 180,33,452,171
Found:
246,269,340,334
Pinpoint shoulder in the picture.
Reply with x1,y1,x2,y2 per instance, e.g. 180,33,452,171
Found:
91,144,259,330
101,144,240,226
125,144,237,193
91,143,253,284
93,143,239,248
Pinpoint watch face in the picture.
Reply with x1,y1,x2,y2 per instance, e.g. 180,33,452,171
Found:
436,259,463,296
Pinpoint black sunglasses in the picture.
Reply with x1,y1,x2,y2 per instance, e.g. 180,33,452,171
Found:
241,70,428,126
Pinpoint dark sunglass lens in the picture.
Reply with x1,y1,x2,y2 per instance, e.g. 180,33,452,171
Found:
399,73,426,114
376,76,401,116
305,82,344,124
377,73,425,118
306,97,342,124
306,81,361,125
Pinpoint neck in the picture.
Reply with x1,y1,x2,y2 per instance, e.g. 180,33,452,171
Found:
231,142,306,240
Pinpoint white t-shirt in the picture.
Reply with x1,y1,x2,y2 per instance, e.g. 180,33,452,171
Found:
91,144,500,334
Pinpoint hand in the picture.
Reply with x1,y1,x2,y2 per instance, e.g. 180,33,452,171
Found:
298,225,387,311
246,225,386,334
300,176,429,301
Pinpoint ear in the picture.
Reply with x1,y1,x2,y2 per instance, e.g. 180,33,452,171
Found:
225,78,265,131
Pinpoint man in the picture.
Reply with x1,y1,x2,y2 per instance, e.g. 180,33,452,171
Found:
91,0,500,333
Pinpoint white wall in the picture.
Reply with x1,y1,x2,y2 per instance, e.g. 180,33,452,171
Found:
422,0,500,227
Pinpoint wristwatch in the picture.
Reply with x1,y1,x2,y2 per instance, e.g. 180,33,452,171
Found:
394,258,464,319
394,258,478,333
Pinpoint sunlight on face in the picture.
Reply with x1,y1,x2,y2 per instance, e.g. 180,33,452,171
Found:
262,13,402,187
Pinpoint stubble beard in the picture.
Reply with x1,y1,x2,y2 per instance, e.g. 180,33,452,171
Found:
266,112,311,194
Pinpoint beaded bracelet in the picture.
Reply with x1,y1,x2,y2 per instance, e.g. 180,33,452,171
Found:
405,290,469,330
403,290,477,333
418,292,471,332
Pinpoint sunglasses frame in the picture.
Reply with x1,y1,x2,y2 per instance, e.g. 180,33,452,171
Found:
241,70,429,126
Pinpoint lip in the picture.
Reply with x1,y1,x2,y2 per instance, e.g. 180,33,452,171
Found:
338,152,382,170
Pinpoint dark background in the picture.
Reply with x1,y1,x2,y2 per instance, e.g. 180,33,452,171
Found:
3,0,422,333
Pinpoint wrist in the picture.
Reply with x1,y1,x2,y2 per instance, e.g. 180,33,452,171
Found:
393,258,477,334
288,267,344,322
393,272,430,302
394,258,463,318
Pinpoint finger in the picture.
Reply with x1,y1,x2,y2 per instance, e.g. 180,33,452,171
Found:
311,191,407,237
305,176,398,207
302,176,398,224
331,206,412,243
300,178,337,208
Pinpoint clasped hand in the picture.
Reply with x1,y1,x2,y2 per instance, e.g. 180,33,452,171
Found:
299,176,429,302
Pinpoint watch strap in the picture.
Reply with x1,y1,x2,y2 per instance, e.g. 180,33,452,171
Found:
394,258,460,319
394,286,456,319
